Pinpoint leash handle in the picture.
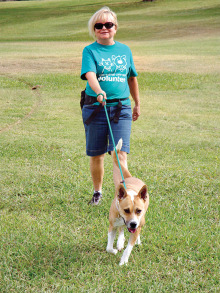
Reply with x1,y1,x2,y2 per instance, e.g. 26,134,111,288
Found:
103,103,126,189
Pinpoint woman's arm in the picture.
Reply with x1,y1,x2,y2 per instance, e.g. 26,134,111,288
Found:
85,72,107,103
128,76,140,121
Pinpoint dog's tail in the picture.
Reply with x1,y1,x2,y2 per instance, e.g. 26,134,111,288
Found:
113,138,132,179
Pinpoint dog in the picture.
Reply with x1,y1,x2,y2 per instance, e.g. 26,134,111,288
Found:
106,139,149,265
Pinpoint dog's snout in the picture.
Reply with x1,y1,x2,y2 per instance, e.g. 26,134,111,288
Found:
130,222,137,229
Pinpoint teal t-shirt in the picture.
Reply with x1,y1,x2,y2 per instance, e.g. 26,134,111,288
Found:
81,41,138,106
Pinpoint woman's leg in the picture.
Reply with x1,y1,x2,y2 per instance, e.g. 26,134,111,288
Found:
89,154,105,205
90,154,105,191
82,105,108,204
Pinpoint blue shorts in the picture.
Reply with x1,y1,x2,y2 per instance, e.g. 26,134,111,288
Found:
82,105,132,156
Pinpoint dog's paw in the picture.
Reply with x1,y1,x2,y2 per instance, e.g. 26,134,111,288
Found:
106,248,118,255
119,258,128,266
119,254,129,266
117,243,124,251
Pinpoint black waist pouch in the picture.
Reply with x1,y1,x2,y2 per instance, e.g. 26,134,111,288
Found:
80,90,86,110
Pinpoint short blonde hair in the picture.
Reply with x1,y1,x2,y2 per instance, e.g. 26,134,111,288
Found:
88,6,118,39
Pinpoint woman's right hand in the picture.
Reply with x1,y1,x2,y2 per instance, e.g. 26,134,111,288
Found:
97,91,107,104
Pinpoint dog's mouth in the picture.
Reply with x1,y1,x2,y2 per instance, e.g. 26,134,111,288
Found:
128,228,137,233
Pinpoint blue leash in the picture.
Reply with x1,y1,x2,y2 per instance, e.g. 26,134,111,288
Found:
103,103,126,189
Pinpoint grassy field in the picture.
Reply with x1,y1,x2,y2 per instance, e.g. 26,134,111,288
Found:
0,0,219,292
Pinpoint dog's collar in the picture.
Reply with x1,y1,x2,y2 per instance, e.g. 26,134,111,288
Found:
116,199,120,212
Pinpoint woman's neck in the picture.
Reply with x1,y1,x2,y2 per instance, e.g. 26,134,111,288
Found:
97,39,115,46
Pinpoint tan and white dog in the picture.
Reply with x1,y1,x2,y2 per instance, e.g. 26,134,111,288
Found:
106,139,149,265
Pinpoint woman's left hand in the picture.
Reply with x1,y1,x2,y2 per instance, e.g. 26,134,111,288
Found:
132,105,140,121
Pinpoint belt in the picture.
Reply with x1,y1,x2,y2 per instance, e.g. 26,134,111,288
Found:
84,94,128,105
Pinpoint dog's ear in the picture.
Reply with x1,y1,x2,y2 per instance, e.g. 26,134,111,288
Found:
138,185,148,201
117,184,127,200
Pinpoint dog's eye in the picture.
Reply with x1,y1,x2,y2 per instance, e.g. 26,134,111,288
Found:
124,208,130,214
136,209,142,214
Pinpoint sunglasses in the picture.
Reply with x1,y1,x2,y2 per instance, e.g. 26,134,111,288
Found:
94,22,115,30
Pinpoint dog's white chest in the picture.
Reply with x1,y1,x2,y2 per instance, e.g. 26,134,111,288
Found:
113,217,124,227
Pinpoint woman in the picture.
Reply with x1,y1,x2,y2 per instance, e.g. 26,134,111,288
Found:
81,7,140,205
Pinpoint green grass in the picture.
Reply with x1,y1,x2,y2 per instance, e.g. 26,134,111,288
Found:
0,0,219,292
0,0,220,41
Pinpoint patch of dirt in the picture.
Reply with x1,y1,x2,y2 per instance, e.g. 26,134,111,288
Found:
1,55,219,75
134,55,220,74
0,57,82,75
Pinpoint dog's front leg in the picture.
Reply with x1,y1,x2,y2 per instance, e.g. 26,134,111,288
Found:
119,242,133,266
136,234,141,245
106,226,118,255
119,228,141,266
117,227,125,251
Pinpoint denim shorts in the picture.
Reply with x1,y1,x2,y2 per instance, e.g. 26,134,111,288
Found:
82,105,132,156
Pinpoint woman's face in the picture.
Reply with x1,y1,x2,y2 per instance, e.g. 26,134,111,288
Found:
94,15,117,45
